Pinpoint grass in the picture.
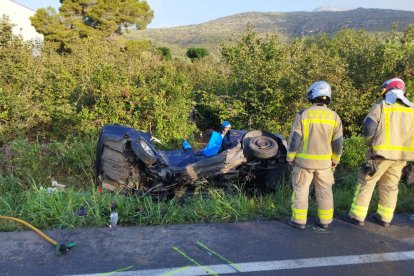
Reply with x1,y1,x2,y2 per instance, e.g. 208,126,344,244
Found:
0,137,413,231
0,178,292,231
0,135,97,189
1,174,412,232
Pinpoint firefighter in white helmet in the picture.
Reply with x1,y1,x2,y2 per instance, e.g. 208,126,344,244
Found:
348,78,414,227
287,81,343,230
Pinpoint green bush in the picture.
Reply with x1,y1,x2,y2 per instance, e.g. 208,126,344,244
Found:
156,47,172,60
0,18,196,145
186,47,209,61
340,136,368,169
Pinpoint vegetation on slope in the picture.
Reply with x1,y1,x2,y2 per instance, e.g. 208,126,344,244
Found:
126,8,414,58
1,14,414,230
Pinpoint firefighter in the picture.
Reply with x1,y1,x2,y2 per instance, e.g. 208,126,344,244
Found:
287,81,344,230
348,78,414,227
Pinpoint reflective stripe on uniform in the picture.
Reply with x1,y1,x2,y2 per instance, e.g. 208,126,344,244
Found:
377,204,394,219
383,106,414,114
295,153,332,160
373,145,414,152
332,153,341,162
302,118,337,152
287,152,296,159
350,204,368,218
299,117,337,161
385,107,391,145
377,106,414,151
350,183,368,218
302,119,337,125
318,208,333,220
293,208,307,220
291,191,307,220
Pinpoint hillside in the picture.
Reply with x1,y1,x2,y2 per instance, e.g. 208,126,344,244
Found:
125,8,414,58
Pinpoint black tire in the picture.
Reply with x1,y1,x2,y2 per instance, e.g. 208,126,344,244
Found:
242,130,264,141
132,137,157,165
242,130,263,159
246,136,278,159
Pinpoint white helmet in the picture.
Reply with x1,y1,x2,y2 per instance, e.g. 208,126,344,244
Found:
306,81,332,102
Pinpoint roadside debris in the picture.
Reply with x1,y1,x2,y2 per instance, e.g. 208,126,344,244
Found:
51,180,66,191
109,202,118,228
75,206,88,217
40,180,67,194
40,187,58,194
150,136,162,144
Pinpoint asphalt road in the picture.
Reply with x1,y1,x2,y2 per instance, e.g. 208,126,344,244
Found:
1,215,414,276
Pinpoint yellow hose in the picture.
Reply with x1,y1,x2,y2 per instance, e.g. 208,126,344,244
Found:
0,215,57,246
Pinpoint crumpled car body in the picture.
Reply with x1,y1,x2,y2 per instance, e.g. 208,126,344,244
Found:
96,124,289,196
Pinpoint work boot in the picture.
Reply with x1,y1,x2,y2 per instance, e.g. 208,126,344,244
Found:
314,218,329,229
373,213,390,227
286,219,306,230
344,215,364,226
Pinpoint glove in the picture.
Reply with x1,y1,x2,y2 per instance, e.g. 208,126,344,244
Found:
361,159,377,177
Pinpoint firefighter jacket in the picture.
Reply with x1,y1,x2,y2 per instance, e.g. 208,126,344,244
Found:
363,100,414,160
287,104,343,169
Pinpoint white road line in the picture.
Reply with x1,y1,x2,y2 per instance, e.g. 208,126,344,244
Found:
70,250,414,276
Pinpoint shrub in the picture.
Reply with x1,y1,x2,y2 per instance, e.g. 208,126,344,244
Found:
340,136,368,169
186,47,209,61
156,47,172,60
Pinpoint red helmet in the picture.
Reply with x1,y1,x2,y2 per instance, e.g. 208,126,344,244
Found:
381,78,406,95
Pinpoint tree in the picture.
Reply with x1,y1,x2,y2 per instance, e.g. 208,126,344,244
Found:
401,24,414,44
186,47,209,61
31,0,153,52
0,15,15,47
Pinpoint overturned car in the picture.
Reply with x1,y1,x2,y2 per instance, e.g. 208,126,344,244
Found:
96,124,289,197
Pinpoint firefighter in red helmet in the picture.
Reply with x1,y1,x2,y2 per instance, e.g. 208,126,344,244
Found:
348,78,414,227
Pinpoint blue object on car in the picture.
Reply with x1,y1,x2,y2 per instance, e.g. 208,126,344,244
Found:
182,140,192,150
198,131,223,157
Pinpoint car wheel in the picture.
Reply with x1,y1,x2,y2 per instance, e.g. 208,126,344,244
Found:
132,137,158,165
242,130,264,140
246,136,278,159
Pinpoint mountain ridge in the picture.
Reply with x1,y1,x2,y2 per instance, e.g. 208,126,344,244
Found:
125,8,414,58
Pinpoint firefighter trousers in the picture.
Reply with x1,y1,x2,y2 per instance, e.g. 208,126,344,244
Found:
291,165,335,225
349,159,406,223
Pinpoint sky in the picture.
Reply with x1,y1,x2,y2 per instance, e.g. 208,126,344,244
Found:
14,0,414,28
